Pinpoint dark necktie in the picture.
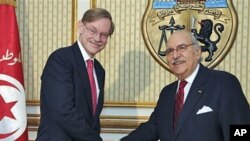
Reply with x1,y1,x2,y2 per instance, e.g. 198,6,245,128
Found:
174,80,187,129
87,59,97,115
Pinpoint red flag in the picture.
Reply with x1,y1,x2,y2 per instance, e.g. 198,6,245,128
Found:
0,1,28,141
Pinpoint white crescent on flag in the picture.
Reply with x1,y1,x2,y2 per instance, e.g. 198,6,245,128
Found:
0,74,27,141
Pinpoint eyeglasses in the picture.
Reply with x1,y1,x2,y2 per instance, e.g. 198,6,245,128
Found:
84,23,110,40
166,43,194,56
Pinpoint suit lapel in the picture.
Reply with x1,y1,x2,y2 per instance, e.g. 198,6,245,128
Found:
173,64,207,138
165,83,178,138
72,42,93,114
93,59,105,116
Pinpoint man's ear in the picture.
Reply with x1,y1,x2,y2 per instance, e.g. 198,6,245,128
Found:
195,47,202,58
78,21,84,33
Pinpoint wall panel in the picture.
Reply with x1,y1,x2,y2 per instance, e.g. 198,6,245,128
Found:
93,0,250,106
16,0,250,106
16,0,76,102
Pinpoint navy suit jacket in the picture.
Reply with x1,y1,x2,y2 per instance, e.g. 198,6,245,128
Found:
36,42,105,141
121,64,250,141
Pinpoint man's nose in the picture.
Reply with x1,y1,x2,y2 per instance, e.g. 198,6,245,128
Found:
172,49,180,58
94,33,102,41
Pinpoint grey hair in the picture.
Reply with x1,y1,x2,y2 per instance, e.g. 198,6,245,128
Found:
189,32,202,62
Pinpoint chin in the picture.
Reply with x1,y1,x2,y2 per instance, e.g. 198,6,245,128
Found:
174,70,185,77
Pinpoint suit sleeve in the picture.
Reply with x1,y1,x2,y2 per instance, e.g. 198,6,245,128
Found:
40,51,102,141
218,74,250,141
121,110,159,141
120,89,170,141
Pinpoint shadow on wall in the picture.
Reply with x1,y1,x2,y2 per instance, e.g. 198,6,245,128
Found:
105,50,153,103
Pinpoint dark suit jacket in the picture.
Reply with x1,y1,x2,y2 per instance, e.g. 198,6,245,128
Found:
36,42,105,141
121,64,250,141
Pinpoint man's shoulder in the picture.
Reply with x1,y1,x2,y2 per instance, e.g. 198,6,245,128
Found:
162,81,178,91
50,43,78,57
204,67,239,83
207,68,234,77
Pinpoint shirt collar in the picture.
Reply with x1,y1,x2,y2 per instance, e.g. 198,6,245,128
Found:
180,63,200,85
77,40,93,62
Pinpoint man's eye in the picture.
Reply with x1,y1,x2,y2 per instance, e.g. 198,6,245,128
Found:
178,45,186,50
90,29,96,34
101,33,109,37
166,49,174,54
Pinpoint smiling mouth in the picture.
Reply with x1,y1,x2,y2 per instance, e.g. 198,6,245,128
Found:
173,60,185,65
90,41,104,47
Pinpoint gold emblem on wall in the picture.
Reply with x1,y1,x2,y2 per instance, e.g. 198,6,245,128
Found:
142,0,238,71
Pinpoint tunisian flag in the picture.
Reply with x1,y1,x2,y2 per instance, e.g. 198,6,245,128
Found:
0,1,28,141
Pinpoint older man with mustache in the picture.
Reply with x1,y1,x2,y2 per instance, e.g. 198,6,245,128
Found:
121,30,250,141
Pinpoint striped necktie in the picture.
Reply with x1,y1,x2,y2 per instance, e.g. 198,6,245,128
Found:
87,59,97,115
174,80,187,129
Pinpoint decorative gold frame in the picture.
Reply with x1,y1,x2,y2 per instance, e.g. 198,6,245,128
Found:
26,0,78,106
71,0,78,43
28,114,147,134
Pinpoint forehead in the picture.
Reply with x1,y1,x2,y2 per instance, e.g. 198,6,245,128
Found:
167,31,191,47
88,18,111,32
87,18,111,29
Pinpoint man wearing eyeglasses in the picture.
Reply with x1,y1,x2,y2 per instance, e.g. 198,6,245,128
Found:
36,8,115,141
121,30,250,141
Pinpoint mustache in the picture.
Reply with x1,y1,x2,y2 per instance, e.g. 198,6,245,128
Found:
170,58,185,65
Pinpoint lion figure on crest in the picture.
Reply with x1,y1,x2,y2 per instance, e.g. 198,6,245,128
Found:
191,19,224,62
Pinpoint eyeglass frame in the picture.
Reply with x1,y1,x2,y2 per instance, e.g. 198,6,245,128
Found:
165,43,194,56
84,23,110,40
